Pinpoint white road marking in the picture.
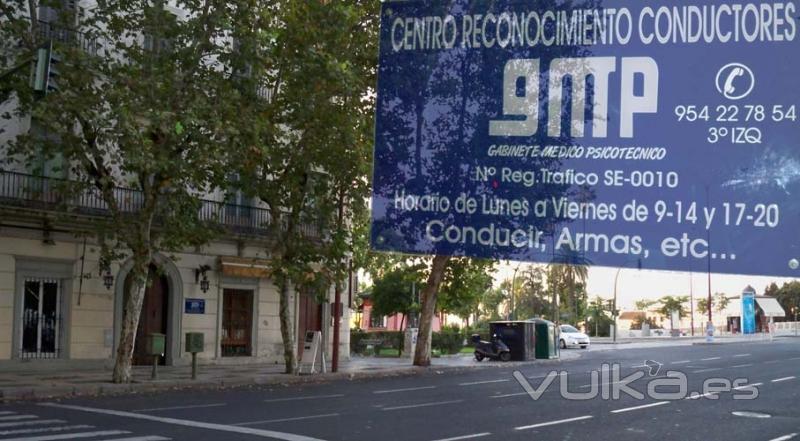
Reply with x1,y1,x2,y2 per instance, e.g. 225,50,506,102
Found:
764,360,780,364
768,433,798,441
527,372,566,379
578,377,651,389
671,360,691,365
789,357,800,361
733,382,763,390
771,376,796,383
692,368,722,373
39,403,329,441
95,437,170,441
135,403,227,412
515,416,593,431
430,433,491,441
0,416,37,422
263,394,345,403
685,391,719,400
0,412,16,416
731,364,753,368
381,400,463,411
733,354,751,358
458,379,509,386
0,420,65,429
701,357,721,361
629,364,648,368
611,402,669,413
234,414,340,426
489,392,528,399
373,386,437,394
2,430,130,441
0,425,93,436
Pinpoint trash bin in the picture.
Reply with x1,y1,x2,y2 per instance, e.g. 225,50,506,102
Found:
489,321,535,361
531,319,559,359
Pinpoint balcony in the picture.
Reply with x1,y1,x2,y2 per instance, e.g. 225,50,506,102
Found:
0,170,319,239
37,20,98,56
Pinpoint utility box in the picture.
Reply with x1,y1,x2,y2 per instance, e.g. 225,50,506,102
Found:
146,333,166,356
185,332,204,353
489,321,535,361
531,319,559,359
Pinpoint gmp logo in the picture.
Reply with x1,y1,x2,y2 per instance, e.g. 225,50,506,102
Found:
715,63,755,100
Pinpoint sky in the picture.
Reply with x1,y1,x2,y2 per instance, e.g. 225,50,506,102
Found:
494,262,796,311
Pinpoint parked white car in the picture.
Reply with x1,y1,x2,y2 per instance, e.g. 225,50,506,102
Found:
559,325,590,349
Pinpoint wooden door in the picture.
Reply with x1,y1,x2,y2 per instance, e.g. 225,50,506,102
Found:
221,289,253,356
132,267,169,365
297,292,322,358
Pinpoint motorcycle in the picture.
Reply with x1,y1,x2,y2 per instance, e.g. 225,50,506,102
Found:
471,333,511,362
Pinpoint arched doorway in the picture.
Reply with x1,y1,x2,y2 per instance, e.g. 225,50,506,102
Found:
114,255,183,366
126,265,169,365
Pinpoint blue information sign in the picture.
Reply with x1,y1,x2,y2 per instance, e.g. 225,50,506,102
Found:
741,289,756,334
372,0,800,276
185,299,206,315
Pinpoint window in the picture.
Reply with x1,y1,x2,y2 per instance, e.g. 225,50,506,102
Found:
369,312,385,329
223,175,255,227
21,278,62,359
221,289,253,357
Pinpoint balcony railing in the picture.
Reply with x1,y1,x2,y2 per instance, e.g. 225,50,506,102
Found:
0,170,319,238
37,20,98,56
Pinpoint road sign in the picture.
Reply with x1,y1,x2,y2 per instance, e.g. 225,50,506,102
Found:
372,0,800,277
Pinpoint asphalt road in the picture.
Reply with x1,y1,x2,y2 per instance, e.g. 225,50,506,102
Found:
1,340,798,441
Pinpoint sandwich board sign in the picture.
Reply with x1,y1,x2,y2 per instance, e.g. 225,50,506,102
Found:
299,331,325,374
372,0,800,277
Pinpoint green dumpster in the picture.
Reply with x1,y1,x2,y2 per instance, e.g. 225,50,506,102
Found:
532,319,559,359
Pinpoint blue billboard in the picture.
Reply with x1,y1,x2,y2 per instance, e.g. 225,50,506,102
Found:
372,0,800,276
741,289,756,334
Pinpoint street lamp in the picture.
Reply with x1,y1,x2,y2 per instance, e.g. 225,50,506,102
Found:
510,263,523,320
612,258,642,342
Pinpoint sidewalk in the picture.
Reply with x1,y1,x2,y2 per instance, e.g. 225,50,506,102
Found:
0,352,580,402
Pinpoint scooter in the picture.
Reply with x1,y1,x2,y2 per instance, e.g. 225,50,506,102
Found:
471,333,511,362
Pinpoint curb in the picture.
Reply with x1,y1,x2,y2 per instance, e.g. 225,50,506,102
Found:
1,354,582,403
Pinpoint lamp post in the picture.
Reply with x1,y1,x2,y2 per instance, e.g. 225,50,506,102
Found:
510,263,523,320
612,268,622,342
612,258,642,342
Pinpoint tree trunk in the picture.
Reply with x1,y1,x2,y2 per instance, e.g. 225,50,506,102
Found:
112,256,150,383
413,255,450,367
278,278,297,374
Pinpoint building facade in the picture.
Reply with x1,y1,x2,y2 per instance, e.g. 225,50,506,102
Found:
0,169,354,368
0,5,354,369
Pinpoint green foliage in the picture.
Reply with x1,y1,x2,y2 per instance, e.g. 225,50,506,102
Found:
548,251,591,324
634,299,658,311
370,264,426,322
630,315,661,330
585,314,614,337
658,296,690,319
349,329,403,356
513,265,552,320
769,281,800,317
697,293,731,316
438,258,495,321
432,330,465,355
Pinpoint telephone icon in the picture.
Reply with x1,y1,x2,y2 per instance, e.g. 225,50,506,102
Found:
716,63,754,100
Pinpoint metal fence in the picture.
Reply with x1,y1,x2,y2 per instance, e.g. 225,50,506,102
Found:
0,170,319,238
